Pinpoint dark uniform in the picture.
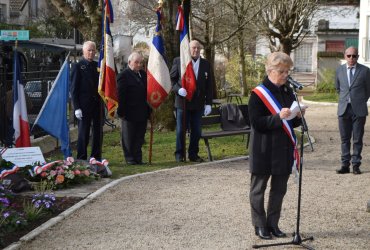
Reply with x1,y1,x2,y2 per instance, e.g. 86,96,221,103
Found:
117,68,150,164
70,58,103,160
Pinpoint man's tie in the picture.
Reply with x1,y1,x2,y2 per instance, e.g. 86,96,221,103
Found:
349,67,354,85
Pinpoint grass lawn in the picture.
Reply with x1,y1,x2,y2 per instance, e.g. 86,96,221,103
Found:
303,92,338,103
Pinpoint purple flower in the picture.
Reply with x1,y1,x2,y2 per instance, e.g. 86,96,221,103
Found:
3,212,10,218
0,197,10,206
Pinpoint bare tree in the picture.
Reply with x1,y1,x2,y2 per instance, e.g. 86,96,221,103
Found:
255,0,319,55
49,0,102,43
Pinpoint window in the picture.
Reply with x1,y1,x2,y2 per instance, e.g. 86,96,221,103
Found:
367,16,370,61
0,4,6,22
30,0,38,18
326,41,345,52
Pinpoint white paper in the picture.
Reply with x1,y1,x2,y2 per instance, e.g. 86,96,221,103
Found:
285,101,307,120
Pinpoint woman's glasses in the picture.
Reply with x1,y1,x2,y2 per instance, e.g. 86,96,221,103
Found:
346,54,358,58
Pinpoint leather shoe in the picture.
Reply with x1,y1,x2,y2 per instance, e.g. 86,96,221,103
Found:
136,161,146,165
268,227,287,238
126,161,137,165
353,166,362,175
254,227,272,240
189,156,204,162
336,166,350,174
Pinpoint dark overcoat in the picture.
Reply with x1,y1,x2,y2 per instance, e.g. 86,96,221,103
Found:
248,77,302,175
170,57,213,110
116,68,150,122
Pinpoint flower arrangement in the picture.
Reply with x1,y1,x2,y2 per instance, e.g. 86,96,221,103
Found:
28,157,100,189
1,156,111,191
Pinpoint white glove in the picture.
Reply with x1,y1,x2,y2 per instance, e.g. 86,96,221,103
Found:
75,109,83,120
204,105,212,116
178,88,187,97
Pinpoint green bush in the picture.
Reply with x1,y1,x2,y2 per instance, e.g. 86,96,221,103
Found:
316,69,336,93
225,54,265,95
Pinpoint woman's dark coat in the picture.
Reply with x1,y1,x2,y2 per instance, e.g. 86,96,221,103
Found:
248,77,302,175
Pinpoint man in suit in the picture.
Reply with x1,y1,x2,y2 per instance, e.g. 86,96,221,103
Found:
335,46,370,175
71,41,104,161
117,52,151,165
170,40,214,162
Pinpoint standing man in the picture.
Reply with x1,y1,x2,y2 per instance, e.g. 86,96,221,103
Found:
335,46,370,175
117,52,151,165
71,41,104,161
170,40,214,162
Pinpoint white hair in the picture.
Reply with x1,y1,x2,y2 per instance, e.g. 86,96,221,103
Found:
82,41,96,51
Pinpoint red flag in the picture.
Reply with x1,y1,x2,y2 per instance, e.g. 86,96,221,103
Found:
98,0,118,118
176,5,196,101
13,49,31,147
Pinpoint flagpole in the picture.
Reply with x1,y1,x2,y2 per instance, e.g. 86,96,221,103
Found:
148,112,154,165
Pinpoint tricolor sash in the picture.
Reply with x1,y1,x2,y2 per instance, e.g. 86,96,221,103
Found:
252,84,300,172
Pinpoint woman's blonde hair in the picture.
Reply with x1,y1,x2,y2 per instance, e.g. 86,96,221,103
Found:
265,52,293,74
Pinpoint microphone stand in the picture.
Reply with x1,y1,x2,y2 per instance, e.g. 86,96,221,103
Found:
252,85,314,249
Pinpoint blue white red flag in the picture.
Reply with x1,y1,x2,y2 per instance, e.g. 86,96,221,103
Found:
13,49,31,147
99,0,118,118
33,56,72,158
147,8,171,109
176,4,196,101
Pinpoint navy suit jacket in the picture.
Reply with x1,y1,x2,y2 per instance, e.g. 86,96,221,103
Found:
170,57,213,110
335,63,370,117
70,58,101,115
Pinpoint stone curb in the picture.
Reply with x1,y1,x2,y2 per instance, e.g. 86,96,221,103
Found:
4,156,249,250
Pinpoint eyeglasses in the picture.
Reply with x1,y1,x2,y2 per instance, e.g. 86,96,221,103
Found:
273,69,291,75
346,54,358,58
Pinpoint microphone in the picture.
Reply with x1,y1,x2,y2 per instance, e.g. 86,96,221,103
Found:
287,76,304,90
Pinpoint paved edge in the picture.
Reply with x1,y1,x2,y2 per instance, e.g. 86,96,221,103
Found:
4,156,249,250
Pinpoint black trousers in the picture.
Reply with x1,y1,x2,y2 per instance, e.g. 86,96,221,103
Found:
250,174,290,228
338,104,366,167
76,106,103,161
120,119,147,163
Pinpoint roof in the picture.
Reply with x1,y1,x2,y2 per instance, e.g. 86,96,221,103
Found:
9,0,28,12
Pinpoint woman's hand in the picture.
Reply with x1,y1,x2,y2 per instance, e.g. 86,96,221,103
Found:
279,108,291,120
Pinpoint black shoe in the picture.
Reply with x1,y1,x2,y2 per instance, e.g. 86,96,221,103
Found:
189,156,204,162
336,166,350,174
268,227,287,238
353,166,362,175
255,227,272,240
126,161,137,165
136,161,146,165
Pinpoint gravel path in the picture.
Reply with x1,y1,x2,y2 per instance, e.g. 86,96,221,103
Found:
11,103,370,250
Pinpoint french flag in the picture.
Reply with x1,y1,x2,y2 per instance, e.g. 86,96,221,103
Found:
176,4,196,101
98,0,118,118
13,49,31,147
147,8,171,109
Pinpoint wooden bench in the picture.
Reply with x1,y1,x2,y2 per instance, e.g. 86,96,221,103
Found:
201,104,251,161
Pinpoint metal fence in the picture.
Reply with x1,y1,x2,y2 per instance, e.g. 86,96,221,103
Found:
0,62,74,146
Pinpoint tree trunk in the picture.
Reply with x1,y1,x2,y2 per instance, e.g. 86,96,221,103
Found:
237,31,246,96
